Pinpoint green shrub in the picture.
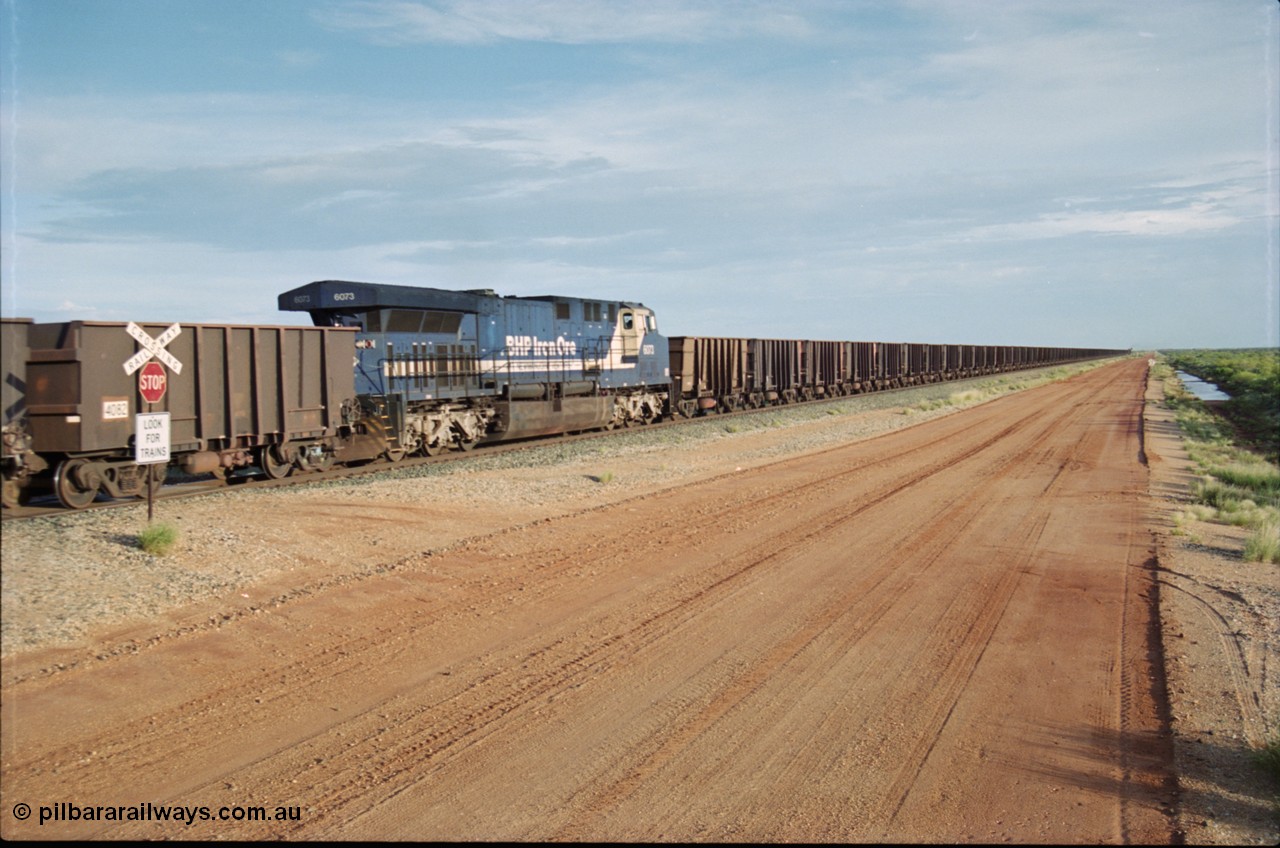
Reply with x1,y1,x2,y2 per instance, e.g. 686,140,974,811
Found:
1243,519,1280,564
138,522,179,556
1210,463,1280,500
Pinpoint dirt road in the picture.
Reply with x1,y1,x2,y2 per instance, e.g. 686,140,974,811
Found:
1,359,1177,842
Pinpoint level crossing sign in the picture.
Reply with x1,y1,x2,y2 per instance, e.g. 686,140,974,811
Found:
123,322,183,375
138,361,167,404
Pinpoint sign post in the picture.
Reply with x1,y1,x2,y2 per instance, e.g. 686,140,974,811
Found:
135,412,170,522
122,323,183,522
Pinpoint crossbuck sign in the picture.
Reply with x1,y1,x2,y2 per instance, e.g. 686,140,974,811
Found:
123,322,184,375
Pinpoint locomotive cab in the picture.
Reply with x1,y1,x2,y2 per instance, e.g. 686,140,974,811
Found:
618,307,653,358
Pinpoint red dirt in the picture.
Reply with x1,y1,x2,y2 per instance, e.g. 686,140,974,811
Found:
1,359,1177,841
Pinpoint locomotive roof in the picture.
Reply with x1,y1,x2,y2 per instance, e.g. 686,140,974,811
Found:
279,280,647,313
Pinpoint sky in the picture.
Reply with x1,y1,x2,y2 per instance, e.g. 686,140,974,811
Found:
1,0,1277,350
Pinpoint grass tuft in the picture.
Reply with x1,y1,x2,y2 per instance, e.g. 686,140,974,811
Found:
948,389,987,406
138,522,179,556
1243,519,1280,564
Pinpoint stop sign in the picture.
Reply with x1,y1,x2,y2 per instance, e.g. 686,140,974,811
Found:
138,361,167,404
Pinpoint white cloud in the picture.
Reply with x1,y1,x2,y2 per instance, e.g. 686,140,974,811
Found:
298,189,400,212
957,177,1263,243
314,0,815,45
275,49,323,68
964,204,1241,241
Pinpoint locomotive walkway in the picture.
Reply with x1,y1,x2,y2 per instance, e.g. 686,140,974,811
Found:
1,359,1177,841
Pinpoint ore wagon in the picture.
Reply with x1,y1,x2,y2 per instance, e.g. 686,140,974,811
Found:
15,320,355,508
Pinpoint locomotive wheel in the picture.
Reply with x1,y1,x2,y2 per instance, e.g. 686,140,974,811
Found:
259,445,293,480
388,429,422,462
421,439,445,457
457,434,479,452
53,459,98,509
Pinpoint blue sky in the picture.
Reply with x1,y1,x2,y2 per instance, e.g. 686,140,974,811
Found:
2,0,1276,349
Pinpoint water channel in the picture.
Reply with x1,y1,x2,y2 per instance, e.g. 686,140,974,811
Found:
1175,371,1231,402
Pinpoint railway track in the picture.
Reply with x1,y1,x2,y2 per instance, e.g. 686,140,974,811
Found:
2,421,635,520
0,360,1122,522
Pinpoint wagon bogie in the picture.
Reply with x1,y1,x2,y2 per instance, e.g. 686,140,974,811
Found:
47,454,167,509
2,318,45,507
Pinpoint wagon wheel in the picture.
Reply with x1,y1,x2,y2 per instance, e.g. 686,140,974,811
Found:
137,463,167,500
258,445,293,480
2,477,29,509
53,459,99,509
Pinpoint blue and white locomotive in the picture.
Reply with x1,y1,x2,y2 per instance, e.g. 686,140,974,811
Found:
278,280,671,458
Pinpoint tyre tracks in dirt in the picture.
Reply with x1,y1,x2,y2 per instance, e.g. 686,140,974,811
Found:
0,359,1175,842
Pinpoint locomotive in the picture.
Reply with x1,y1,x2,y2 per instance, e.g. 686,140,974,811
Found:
1,282,1127,509
278,280,670,457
